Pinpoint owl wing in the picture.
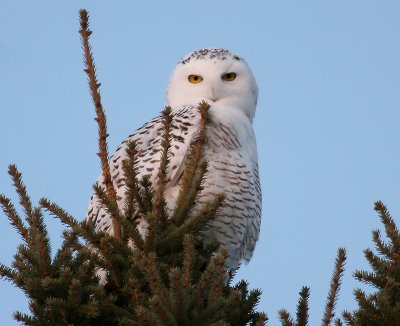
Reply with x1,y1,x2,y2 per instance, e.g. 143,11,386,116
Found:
86,105,201,234
242,159,262,263
196,117,261,270
238,131,262,267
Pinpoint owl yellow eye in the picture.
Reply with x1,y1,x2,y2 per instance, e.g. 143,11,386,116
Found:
188,75,203,84
221,72,237,81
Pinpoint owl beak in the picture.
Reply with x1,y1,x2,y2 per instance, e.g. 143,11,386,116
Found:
209,87,219,102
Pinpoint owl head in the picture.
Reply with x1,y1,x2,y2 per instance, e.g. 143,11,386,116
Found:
167,48,258,121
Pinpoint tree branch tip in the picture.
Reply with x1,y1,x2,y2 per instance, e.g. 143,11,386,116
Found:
38,197,48,206
197,100,211,111
337,247,347,259
79,9,89,19
374,200,384,211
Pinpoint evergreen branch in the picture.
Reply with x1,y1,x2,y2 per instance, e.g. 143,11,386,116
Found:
93,183,124,235
0,264,18,281
322,248,346,326
278,309,294,326
0,194,28,240
168,267,186,324
8,164,33,223
374,201,400,256
343,202,400,324
172,101,210,225
39,198,83,233
362,248,389,282
207,257,225,305
353,270,384,288
12,244,33,273
372,229,391,258
79,9,120,240
207,281,225,308
31,207,52,276
52,231,81,270
139,175,153,213
178,193,225,236
255,313,268,326
353,288,373,310
196,298,226,324
180,159,209,222
242,287,264,324
13,311,35,324
173,158,207,226
118,317,136,326
40,197,104,250
209,321,229,326
132,251,169,305
136,305,162,326
122,140,144,219
375,201,399,235
42,197,116,279
4,166,53,278
146,107,173,251
334,318,343,326
95,237,129,289
197,100,210,130
148,295,178,326
0,10,267,325
193,250,227,305
341,310,355,325
126,276,146,310
224,287,265,324
296,286,310,326
182,234,195,287
152,106,172,223
94,182,144,249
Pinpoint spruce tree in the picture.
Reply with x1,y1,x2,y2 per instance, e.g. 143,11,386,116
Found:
277,201,400,326
341,201,400,325
0,9,266,325
278,248,346,326
2,8,400,326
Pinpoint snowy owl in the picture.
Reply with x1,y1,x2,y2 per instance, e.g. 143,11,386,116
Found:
86,48,261,270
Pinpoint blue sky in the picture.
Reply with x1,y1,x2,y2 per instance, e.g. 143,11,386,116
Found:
1,1,399,325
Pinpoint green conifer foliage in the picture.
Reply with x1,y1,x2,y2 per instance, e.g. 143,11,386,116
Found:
342,201,400,326
0,9,267,325
3,7,399,326
0,166,117,325
278,248,346,326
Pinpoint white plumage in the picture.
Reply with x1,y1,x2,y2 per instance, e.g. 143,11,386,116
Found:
86,48,261,270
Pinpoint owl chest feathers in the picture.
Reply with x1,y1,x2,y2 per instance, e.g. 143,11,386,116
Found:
124,105,256,186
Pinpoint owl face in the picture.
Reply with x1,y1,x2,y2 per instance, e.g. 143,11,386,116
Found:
167,48,258,121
